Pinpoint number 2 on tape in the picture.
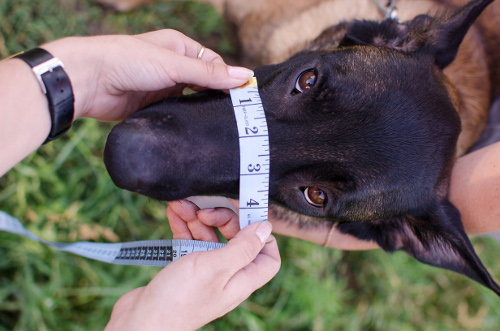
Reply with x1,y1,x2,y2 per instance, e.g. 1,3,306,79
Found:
230,77,270,229
0,78,271,266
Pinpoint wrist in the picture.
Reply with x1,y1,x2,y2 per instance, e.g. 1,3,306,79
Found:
0,59,51,174
41,37,100,120
15,48,75,143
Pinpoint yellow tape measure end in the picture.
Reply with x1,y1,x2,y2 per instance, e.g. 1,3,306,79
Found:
235,77,257,89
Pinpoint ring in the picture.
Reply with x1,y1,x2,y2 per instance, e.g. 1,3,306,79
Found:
197,46,206,60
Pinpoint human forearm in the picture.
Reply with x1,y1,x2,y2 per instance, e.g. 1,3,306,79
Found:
0,30,253,176
0,58,52,175
172,141,500,252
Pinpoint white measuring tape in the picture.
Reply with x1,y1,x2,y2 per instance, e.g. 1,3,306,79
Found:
230,77,270,228
0,77,269,266
0,211,224,266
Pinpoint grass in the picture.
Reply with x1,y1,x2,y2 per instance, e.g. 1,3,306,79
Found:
1,0,500,330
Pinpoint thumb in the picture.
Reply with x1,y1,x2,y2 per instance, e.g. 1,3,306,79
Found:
168,53,254,90
214,221,273,274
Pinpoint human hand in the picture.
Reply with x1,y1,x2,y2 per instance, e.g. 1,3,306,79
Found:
106,201,280,331
41,29,254,122
167,199,379,250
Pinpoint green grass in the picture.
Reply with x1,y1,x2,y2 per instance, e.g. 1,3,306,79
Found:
1,1,500,330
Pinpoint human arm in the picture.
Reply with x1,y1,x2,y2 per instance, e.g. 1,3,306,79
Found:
449,141,500,234
0,29,253,176
272,142,500,246
167,142,500,251
167,199,379,251
106,201,280,331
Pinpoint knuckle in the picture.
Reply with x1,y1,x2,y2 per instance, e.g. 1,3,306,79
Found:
163,28,179,37
204,62,217,80
237,238,260,263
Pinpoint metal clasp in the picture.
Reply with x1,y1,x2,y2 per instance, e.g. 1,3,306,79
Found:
31,57,65,94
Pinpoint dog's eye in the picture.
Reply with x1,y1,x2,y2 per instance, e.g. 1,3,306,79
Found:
295,69,317,93
304,186,326,207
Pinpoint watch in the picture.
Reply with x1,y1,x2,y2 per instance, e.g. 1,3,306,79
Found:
16,48,75,144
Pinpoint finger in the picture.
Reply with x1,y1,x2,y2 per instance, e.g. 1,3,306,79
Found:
167,200,218,241
223,235,281,300
135,29,225,64
110,286,145,317
258,234,281,263
194,46,226,65
165,52,254,90
197,207,241,240
167,201,194,240
188,218,219,243
211,221,273,275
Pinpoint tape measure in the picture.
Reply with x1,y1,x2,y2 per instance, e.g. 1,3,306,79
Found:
230,77,270,228
0,77,269,266
0,211,224,266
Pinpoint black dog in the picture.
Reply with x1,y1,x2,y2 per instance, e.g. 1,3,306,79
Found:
104,0,500,296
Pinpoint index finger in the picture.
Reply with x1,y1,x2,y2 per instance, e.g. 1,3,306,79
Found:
166,52,254,90
135,29,225,64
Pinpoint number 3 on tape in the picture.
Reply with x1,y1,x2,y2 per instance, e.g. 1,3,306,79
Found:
230,77,270,229
0,78,271,267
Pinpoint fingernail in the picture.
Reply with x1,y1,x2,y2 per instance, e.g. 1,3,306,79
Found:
227,66,254,80
255,221,273,244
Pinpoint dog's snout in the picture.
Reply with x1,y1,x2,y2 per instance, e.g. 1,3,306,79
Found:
104,88,242,201
104,121,164,194
124,117,150,126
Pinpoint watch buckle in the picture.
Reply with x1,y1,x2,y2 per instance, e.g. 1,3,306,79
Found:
32,57,65,94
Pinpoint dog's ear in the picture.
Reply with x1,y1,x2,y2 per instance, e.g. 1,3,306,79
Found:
336,198,500,296
407,0,494,69
340,0,494,69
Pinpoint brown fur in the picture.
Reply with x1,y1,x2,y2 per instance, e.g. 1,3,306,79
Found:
97,0,500,155
103,0,500,293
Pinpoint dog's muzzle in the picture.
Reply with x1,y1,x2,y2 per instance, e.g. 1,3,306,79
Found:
104,90,241,201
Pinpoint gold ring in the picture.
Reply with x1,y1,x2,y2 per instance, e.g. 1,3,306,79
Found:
197,46,206,60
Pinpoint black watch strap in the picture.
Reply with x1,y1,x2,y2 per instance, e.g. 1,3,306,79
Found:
16,48,75,144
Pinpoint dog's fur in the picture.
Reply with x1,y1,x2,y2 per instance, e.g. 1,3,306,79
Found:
103,0,500,295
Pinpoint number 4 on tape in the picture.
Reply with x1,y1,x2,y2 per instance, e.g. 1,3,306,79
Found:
230,77,270,229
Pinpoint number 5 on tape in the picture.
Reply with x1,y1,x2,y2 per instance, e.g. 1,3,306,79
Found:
230,77,270,229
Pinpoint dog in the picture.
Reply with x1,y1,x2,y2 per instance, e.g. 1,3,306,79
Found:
103,0,500,296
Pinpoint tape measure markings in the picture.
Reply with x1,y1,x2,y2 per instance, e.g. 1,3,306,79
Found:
0,77,268,266
0,211,225,266
230,78,270,228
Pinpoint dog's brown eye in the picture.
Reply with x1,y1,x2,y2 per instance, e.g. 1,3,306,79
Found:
304,186,326,207
295,70,317,92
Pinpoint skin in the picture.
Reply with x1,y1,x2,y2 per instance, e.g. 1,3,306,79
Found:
0,29,255,176
103,1,500,292
0,29,281,330
2,25,498,327
168,140,500,250
106,220,280,330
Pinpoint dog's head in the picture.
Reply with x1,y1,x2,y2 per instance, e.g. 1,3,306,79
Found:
104,0,499,295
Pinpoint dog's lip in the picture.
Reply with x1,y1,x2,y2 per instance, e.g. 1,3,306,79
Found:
104,88,242,201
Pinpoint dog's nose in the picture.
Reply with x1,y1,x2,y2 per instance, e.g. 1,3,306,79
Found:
104,121,160,194
124,117,150,126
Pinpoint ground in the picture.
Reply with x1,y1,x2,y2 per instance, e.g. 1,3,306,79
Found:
0,1,499,330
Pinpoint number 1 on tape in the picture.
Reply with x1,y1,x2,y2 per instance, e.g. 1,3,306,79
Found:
230,77,270,229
